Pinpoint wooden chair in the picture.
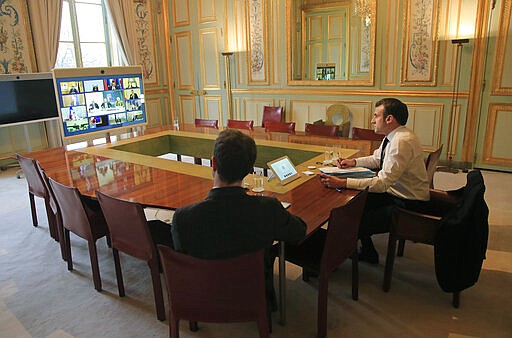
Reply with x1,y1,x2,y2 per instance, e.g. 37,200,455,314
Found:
383,170,488,308
157,246,270,338
96,191,168,321
280,189,368,338
264,121,295,134
351,127,385,153
194,118,218,129
397,144,443,256
227,119,254,131
305,123,339,137
48,178,109,291
261,106,284,127
326,104,351,137
16,154,59,241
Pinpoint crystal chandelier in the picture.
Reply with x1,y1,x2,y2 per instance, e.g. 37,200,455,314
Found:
354,0,372,26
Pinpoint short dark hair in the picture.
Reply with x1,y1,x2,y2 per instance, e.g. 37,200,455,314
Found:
375,98,408,125
213,129,256,183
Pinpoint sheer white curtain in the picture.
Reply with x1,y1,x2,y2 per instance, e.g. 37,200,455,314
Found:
28,1,63,71
105,0,137,65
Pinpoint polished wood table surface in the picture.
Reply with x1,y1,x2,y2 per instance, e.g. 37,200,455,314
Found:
24,125,360,324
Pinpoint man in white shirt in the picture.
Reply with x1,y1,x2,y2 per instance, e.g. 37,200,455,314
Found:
319,98,429,263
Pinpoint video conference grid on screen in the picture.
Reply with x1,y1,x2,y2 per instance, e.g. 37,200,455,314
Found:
56,75,146,137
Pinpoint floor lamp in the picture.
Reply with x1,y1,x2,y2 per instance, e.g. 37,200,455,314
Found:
439,38,469,173
221,52,234,118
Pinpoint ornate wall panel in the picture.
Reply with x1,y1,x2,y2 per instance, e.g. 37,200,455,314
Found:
0,0,35,73
199,0,216,23
173,0,190,27
199,28,221,89
246,0,269,84
243,98,276,124
145,97,163,128
289,100,372,132
401,0,439,86
491,0,512,95
405,102,443,151
482,103,512,166
174,32,194,89
203,96,222,125
384,0,400,86
131,2,158,84
179,95,196,124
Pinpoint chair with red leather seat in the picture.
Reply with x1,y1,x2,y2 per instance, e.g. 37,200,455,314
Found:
261,106,284,127
48,178,109,291
280,188,368,338
351,127,384,141
194,118,218,129
264,121,295,134
157,246,270,338
227,119,254,131
96,191,170,321
16,154,59,241
305,123,340,137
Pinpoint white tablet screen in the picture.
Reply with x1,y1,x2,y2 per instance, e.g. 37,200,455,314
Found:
268,156,300,185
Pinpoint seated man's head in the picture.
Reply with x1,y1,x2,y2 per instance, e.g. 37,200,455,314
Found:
373,98,408,134
213,129,256,184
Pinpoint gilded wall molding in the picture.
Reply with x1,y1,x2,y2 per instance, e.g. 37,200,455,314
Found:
172,0,190,27
491,0,512,96
481,103,512,166
232,88,468,97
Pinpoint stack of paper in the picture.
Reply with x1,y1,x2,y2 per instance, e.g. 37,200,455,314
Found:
319,166,375,178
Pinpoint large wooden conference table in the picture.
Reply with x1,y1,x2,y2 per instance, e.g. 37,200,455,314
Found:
24,125,360,325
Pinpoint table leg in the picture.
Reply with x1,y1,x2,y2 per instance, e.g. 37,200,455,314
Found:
279,240,286,325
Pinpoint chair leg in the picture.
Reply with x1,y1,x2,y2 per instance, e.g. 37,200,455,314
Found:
452,291,460,308
302,267,310,282
189,321,198,331
257,313,271,338
148,260,166,321
171,318,180,338
64,229,73,271
397,239,405,257
55,215,67,261
29,192,38,227
317,274,329,338
88,241,102,292
383,235,398,292
44,200,58,241
112,248,125,297
351,251,359,301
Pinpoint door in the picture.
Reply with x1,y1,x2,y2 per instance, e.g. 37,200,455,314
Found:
170,0,226,127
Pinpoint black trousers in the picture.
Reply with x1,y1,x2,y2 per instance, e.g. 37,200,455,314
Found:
358,192,428,245
148,219,173,248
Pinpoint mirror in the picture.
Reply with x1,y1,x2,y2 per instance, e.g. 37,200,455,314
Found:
287,0,376,86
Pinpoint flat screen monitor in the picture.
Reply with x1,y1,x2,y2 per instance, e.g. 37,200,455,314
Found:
53,66,147,138
0,72,59,127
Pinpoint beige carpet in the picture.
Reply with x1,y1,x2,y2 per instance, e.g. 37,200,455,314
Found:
0,168,511,338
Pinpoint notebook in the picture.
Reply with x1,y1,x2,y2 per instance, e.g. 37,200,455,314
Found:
267,156,301,185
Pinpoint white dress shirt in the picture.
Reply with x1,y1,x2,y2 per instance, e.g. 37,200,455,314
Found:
346,126,430,201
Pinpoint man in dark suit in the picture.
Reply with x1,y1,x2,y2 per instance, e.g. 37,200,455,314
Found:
171,129,306,311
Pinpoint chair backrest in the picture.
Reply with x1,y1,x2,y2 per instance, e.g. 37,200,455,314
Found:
351,127,385,141
96,191,156,261
321,188,368,274
262,106,284,127
48,178,93,239
326,104,351,137
158,246,268,327
16,154,48,198
264,121,295,134
194,118,218,129
227,119,254,131
305,123,339,137
425,145,443,189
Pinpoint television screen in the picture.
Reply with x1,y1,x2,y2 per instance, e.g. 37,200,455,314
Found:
0,73,59,127
53,66,147,138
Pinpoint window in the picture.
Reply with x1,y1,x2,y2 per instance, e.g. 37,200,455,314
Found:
55,0,125,68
